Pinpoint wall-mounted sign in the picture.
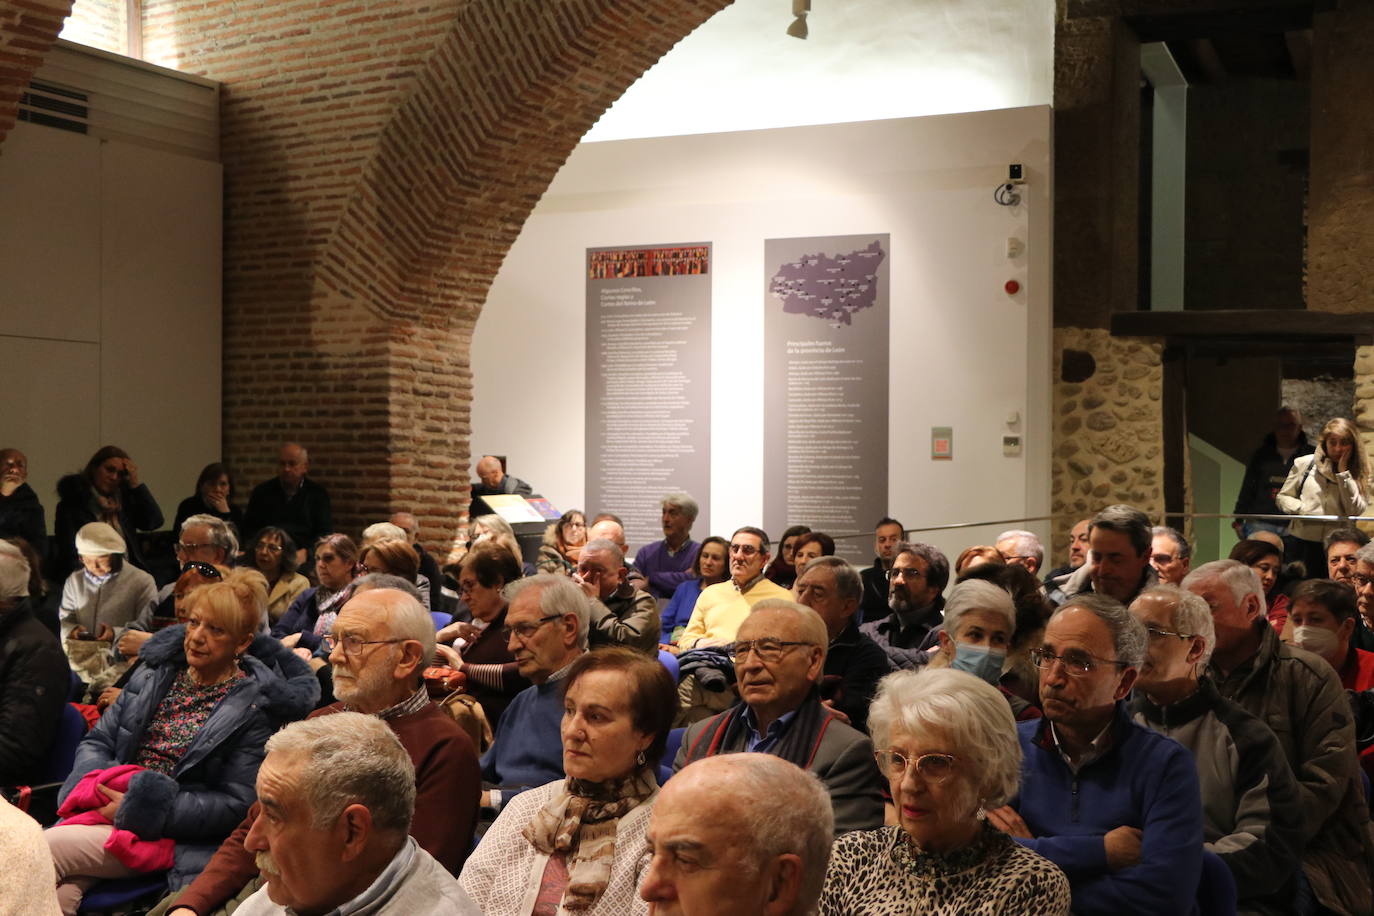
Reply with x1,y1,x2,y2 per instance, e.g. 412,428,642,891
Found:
932,427,953,460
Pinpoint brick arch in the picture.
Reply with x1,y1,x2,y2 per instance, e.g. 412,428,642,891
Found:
0,0,75,150
133,0,735,557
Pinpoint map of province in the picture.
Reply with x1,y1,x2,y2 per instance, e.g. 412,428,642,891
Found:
769,239,886,327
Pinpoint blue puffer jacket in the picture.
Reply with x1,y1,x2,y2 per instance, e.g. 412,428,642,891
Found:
57,625,320,887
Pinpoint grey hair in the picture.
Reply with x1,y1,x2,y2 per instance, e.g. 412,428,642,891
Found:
581,537,625,569
1089,504,1151,557
675,754,833,912
471,514,515,540
660,491,699,522
504,574,591,649
1053,593,1147,668
800,555,862,603
1182,559,1265,613
347,585,435,671
361,522,408,549
1357,542,1374,567
353,573,423,604
1134,584,1215,667
265,713,415,837
1150,526,1191,561
943,580,1016,640
995,529,1044,568
0,540,30,599
182,513,239,558
868,668,1022,810
748,598,829,662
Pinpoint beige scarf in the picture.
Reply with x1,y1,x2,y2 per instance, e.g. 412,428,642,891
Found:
521,769,657,910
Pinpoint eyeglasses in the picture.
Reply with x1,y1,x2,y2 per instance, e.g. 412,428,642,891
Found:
728,543,761,556
457,579,480,594
176,542,215,554
1353,574,1374,588
728,638,812,663
257,543,284,554
321,634,404,657
502,612,564,642
874,749,958,783
180,561,223,580
318,553,342,563
1144,625,1192,642
887,567,925,581
1030,647,1126,677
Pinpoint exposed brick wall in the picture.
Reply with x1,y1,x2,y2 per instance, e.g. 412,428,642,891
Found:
134,0,732,560
0,0,75,151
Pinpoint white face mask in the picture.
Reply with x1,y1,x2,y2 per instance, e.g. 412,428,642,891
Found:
1292,625,1340,658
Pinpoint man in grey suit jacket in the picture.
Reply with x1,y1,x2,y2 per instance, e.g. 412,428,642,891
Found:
673,599,885,834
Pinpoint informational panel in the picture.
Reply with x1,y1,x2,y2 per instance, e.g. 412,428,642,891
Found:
763,235,889,563
585,244,712,553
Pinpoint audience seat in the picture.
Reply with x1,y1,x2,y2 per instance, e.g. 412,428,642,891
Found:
658,727,686,785
657,649,680,682
4,703,89,825
430,610,453,630
77,874,168,915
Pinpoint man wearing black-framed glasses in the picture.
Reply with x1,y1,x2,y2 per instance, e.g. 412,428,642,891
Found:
674,599,884,834
986,594,1205,915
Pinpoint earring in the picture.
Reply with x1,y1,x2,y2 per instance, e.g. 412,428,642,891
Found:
636,750,646,767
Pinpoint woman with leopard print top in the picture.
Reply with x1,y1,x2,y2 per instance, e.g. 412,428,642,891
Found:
820,668,1069,915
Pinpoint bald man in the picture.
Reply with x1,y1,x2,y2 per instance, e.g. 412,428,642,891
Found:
243,443,332,564
468,456,534,519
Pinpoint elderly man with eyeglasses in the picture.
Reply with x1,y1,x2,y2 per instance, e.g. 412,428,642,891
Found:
151,587,479,916
478,574,589,814
674,598,884,834
985,594,1204,916
1128,585,1303,915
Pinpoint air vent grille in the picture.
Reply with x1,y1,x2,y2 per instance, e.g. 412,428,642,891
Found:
19,80,91,134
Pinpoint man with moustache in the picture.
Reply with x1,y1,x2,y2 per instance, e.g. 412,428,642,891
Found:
859,541,949,670
157,589,478,916
986,594,1203,915
237,714,482,915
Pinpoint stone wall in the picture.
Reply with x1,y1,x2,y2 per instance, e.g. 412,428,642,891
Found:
1051,327,1166,563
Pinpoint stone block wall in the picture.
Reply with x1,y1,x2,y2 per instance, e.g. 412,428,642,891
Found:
1051,327,1166,563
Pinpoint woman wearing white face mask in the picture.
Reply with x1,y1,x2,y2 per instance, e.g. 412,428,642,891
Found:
927,580,1040,720
1284,579,1374,691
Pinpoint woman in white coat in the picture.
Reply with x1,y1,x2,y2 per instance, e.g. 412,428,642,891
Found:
1277,417,1370,574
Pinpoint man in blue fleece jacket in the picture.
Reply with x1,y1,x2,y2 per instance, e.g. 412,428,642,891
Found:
987,594,1204,915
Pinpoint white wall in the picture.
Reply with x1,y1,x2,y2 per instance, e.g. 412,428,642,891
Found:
473,108,1052,561
585,0,1055,143
0,120,222,534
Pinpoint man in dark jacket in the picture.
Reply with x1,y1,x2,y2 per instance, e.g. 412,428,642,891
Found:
860,541,948,670
1233,407,1313,542
858,516,904,624
795,556,891,732
242,443,332,565
0,448,46,559
0,540,69,786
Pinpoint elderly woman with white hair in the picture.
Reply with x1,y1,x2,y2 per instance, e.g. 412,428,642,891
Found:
1127,584,1304,913
819,667,1069,914
925,579,1039,720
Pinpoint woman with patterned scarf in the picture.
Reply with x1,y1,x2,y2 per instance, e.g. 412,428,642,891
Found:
461,647,676,914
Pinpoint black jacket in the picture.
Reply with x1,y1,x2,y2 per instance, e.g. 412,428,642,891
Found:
0,482,47,559
54,474,164,576
858,556,890,624
242,476,332,551
0,601,71,785
1234,431,1315,518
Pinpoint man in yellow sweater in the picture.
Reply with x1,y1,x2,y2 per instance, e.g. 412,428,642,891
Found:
678,527,793,649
